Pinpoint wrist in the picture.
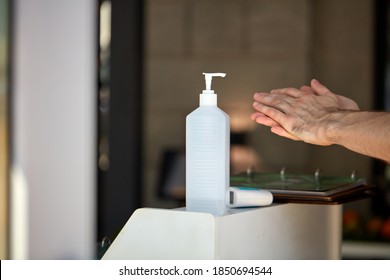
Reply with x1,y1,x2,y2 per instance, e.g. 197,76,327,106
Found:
323,111,354,146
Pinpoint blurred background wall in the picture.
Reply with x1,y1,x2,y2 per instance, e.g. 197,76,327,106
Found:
143,0,374,209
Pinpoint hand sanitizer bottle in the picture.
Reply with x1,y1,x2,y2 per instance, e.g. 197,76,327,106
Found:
186,73,230,216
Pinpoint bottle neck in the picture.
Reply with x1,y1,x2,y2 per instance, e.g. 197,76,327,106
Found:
200,94,217,106
200,90,217,106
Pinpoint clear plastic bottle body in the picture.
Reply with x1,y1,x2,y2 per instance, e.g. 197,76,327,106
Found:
186,105,230,216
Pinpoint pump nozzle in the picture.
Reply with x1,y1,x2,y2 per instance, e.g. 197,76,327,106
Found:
200,72,226,106
203,73,226,92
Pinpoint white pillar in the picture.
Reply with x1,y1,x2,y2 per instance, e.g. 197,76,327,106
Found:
10,0,96,259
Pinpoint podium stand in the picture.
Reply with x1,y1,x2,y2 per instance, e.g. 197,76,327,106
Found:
102,203,342,259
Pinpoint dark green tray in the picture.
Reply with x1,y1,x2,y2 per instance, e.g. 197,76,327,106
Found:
230,171,376,204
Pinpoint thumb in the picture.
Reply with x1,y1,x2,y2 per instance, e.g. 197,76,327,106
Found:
311,79,331,95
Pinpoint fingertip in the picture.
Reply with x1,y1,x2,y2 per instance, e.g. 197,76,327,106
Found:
311,78,330,95
250,112,258,120
311,78,322,87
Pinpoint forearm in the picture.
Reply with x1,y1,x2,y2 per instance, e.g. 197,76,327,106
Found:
325,111,390,162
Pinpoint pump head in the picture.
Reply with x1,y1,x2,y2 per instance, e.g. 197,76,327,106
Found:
203,72,226,93
200,72,226,106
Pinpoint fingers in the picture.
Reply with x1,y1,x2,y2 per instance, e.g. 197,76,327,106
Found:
269,87,303,98
252,90,298,130
311,79,360,110
252,99,287,125
251,110,301,142
300,85,315,95
250,112,280,127
268,80,330,97
253,92,297,113
311,79,331,95
270,126,301,141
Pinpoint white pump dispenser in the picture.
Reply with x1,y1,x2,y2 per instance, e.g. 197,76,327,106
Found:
186,72,230,216
200,73,226,105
